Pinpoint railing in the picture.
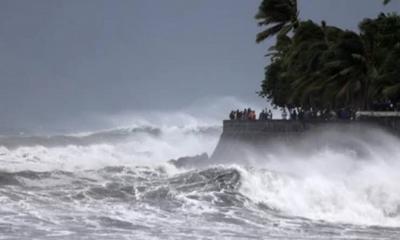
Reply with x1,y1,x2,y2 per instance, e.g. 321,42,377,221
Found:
356,111,400,118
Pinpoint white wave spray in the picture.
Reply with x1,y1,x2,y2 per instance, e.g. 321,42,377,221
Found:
238,127,400,226
1,98,400,239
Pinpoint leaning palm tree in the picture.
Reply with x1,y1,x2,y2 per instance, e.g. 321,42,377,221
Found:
255,0,299,43
378,47,400,102
360,13,400,104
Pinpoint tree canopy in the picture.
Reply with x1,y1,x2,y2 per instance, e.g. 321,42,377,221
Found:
257,0,400,111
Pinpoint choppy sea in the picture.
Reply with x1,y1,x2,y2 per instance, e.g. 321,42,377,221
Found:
1,120,400,239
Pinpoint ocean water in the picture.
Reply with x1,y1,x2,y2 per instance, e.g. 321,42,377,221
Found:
1,118,400,239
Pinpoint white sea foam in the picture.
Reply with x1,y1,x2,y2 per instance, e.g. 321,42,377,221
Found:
238,127,400,227
0,124,220,172
1,97,400,234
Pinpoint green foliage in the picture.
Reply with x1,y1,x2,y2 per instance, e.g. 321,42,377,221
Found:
257,1,400,110
255,0,298,43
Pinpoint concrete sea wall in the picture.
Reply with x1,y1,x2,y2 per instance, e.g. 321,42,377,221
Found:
211,117,400,160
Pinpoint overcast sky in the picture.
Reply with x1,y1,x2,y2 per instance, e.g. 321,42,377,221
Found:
0,0,399,133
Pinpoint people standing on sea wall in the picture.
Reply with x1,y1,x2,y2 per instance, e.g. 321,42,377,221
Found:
229,107,361,121
229,108,257,120
271,107,357,121
281,109,288,120
229,108,275,120
229,111,235,120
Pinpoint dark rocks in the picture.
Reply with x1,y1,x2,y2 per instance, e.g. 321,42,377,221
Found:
168,153,209,168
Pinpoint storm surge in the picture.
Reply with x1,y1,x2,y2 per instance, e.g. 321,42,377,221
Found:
223,126,400,227
1,114,400,239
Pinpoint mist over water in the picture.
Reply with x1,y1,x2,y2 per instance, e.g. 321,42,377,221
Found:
1,98,400,239
238,126,400,227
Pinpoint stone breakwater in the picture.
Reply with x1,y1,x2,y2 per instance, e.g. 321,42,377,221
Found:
211,115,400,160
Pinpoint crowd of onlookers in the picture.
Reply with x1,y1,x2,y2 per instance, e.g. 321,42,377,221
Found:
282,108,356,120
258,109,273,120
229,101,400,121
229,108,273,120
229,108,260,120
228,108,359,121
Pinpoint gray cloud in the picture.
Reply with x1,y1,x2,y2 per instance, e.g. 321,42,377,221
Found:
0,0,398,133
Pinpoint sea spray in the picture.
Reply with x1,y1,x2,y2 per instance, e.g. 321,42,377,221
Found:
236,127,400,226
1,113,400,238
0,125,220,172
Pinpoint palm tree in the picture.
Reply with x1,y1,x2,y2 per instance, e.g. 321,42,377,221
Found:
255,0,298,43
379,47,400,102
322,31,369,109
286,21,327,108
257,0,400,111
260,21,335,109
360,13,400,104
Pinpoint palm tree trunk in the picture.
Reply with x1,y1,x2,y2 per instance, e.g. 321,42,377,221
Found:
291,0,299,29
